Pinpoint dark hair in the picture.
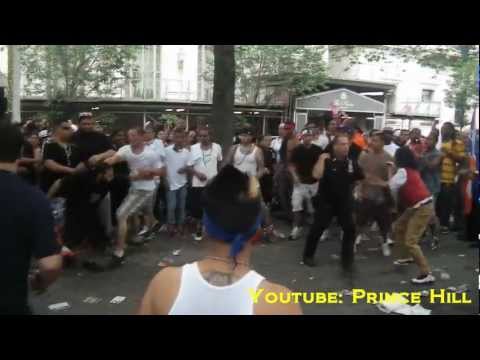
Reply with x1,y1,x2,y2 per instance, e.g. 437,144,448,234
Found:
52,119,69,129
0,124,24,162
442,122,456,139
92,162,113,177
24,130,39,139
395,146,418,170
202,165,261,234
128,127,145,135
371,130,385,143
197,126,210,134
172,127,186,135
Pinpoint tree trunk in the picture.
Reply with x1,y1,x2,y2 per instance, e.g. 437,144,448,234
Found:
211,45,235,156
7,45,21,124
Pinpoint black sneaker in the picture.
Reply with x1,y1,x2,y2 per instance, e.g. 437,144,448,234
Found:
302,257,317,267
82,260,106,273
440,226,449,235
108,254,125,269
129,236,146,246
194,230,202,242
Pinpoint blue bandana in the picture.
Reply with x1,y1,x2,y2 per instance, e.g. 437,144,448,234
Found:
203,213,262,258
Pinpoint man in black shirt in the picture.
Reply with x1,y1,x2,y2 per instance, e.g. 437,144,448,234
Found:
48,164,115,271
40,120,82,193
72,112,116,238
303,134,364,271
288,128,323,240
0,124,62,315
71,112,115,167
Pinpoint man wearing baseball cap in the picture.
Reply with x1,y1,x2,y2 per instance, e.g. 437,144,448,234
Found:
287,128,323,240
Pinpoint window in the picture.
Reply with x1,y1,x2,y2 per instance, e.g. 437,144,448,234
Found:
421,89,434,103
177,48,185,74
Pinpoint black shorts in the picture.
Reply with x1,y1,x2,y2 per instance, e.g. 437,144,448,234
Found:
189,187,205,220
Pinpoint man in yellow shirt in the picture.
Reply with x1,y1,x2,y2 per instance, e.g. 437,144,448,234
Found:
436,122,466,234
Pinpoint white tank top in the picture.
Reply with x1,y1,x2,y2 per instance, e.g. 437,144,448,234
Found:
233,145,258,177
169,262,265,315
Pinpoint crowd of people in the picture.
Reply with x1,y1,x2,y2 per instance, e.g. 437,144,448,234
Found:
1,110,478,315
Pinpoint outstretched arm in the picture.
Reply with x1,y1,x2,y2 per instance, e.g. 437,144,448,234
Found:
104,154,125,166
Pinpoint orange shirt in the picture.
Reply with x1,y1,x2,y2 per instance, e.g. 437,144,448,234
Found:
352,131,367,150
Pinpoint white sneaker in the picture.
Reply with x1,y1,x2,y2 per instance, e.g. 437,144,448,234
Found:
381,242,391,257
394,258,414,266
138,226,149,236
355,234,363,246
289,226,302,240
320,229,330,242
61,246,74,257
411,274,436,284
386,238,394,246
273,229,286,239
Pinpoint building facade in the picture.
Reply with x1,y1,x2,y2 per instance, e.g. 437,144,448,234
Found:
324,45,478,135
120,45,212,103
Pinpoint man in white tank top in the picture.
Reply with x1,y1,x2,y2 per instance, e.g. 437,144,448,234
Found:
138,165,302,315
225,127,266,178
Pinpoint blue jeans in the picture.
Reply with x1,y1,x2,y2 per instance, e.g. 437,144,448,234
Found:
166,185,188,225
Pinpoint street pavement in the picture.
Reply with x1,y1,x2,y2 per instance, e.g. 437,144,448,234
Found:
29,220,479,315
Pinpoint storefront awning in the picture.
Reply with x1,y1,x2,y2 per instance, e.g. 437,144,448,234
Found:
296,88,385,114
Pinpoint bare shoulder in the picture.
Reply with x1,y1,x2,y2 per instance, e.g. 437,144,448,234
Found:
253,280,303,315
138,266,182,315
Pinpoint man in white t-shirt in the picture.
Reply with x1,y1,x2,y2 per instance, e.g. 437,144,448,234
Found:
383,127,400,158
306,122,329,150
104,127,165,268
189,127,223,240
271,123,286,164
164,127,194,237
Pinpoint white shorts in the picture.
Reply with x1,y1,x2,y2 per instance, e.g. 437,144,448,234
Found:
116,189,155,221
291,182,319,213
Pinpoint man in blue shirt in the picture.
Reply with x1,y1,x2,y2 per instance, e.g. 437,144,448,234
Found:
0,124,62,314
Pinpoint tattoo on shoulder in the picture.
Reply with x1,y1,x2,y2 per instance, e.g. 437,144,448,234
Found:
203,271,237,286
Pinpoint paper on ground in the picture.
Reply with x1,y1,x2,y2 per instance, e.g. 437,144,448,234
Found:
376,293,431,315
48,302,71,311
110,296,126,304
